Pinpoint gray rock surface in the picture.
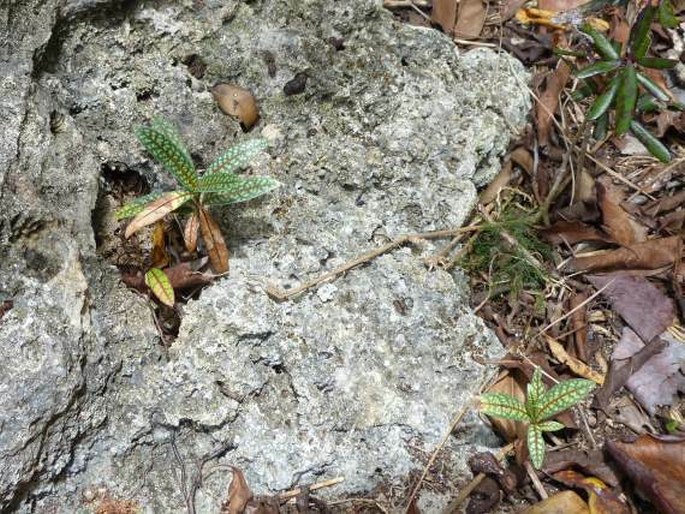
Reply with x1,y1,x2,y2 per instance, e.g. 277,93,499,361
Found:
0,0,529,511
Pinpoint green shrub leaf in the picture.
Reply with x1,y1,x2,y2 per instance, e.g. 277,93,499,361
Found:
616,64,638,135
629,6,656,58
145,267,175,307
587,75,620,120
593,111,609,140
536,378,596,421
636,72,670,102
658,0,679,28
527,425,546,469
205,138,268,176
480,393,530,422
581,24,619,60
115,192,165,220
137,119,198,191
576,60,621,79
637,57,678,70
630,120,671,163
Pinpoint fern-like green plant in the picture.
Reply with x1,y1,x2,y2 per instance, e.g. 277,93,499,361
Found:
479,368,596,469
116,118,279,273
573,5,680,162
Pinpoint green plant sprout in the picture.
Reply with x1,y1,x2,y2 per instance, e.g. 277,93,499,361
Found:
116,118,280,274
572,4,681,162
479,367,596,469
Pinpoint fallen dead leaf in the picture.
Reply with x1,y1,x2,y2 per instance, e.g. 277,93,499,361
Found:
431,0,457,34
569,291,589,361
606,434,685,514
124,191,192,239
480,161,513,205
150,221,169,269
587,273,675,343
520,490,589,514
552,470,630,514
184,213,199,254
545,335,604,384
613,328,685,415
454,0,486,39
569,235,681,272
538,0,587,11
537,60,572,147
163,260,214,290
544,448,620,487
198,206,229,273
212,84,260,129
540,220,610,245
596,179,647,246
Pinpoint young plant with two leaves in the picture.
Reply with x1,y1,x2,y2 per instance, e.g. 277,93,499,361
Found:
574,3,680,162
116,118,279,304
479,367,596,469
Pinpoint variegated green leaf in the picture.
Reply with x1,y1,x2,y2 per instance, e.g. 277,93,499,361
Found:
205,138,268,176
136,119,198,191
630,120,671,163
115,192,165,220
145,267,175,307
479,393,530,422
199,175,281,204
538,420,565,432
526,368,545,421
536,378,596,421
527,424,546,469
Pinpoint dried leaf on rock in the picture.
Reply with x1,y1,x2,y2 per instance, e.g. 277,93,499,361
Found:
606,434,685,514
221,467,253,514
537,61,572,147
596,179,647,246
454,0,486,39
212,84,260,129
431,0,457,34
198,206,229,273
612,328,685,415
587,273,675,343
570,235,681,272
520,490,589,514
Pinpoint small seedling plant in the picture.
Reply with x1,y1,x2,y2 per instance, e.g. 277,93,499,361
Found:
573,3,680,162
479,367,596,469
116,118,279,300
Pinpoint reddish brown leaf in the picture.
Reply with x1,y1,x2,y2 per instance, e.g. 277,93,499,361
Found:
184,213,199,254
569,236,681,272
569,291,589,361
509,146,534,175
454,0,486,39
124,191,192,239
212,84,260,129
198,206,229,273
537,60,571,147
587,273,675,342
612,329,685,414
606,434,685,514
221,467,253,514
480,161,513,205
540,220,609,245
431,0,457,34
596,179,647,246
544,448,620,487
163,261,214,290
